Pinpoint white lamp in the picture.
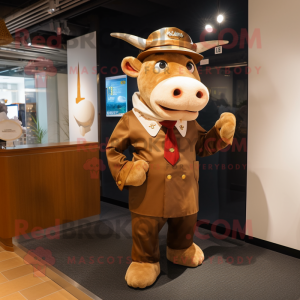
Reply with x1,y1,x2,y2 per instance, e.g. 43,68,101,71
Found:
73,64,95,136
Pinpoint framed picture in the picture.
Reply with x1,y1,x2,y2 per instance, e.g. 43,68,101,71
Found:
106,75,127,117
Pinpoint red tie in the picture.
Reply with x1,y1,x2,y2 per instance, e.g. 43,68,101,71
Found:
160,121,180,166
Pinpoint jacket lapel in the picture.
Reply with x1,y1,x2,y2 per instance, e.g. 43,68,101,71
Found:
132,108,187,137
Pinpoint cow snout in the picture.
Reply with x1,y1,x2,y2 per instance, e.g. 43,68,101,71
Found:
173,88,182,97
196,91,203,98
150,76,209,120
173,88,203,99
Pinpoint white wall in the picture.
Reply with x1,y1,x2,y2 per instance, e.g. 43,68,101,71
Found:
67,32,98,142
46,76,59,143
247,0,300,250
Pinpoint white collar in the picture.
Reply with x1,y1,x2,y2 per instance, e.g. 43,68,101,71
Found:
132,92,164,121
132,92,187,137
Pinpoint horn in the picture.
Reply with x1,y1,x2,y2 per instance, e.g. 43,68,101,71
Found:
195,40,229,53
110,33,146,50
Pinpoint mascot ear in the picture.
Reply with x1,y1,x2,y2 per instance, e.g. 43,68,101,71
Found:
121,57,142,78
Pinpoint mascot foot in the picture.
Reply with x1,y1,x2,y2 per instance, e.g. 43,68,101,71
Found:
167,243,204,267
125,262,160,288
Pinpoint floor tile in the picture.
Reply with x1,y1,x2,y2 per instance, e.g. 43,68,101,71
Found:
39,290,77,300
20,281,62,300
0,273,8,284
0,249,84,300
2,264,33,281
0,273,43,297
40,276,51,282
0,252,17,263
0,292,27,300
0,257,25,273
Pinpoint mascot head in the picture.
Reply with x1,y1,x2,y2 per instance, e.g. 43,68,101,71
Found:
111,27,228,121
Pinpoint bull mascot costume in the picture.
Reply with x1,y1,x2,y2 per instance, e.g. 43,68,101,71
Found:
106,27,236,288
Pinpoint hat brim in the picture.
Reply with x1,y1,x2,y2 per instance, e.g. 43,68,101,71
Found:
137,46,204,64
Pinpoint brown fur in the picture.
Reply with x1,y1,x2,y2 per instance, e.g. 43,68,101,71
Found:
215,112,236,145
118,52,235,288
122,53,200,110
125,262,160,288
166,242,205,267
121,53,236,147
125,160,149,186
122,54,236,185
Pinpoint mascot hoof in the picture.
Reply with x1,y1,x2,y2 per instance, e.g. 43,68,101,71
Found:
125,262,160,288
167,243,204,267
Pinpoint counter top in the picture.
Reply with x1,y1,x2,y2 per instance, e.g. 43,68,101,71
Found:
0,141,99,156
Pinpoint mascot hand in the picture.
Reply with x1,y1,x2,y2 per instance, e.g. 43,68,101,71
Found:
125,160,149,186
215,112,236,145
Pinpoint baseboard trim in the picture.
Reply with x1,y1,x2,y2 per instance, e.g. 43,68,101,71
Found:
102,197,300,260
198,222,300,259
101,196,129,209
245,236,300,259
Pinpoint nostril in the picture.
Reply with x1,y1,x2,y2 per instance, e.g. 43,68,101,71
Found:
196,91,203,98
173,89,182,97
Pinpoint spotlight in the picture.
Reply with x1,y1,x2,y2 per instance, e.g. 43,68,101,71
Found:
48,0,59,14
205,24,213,33
27,36,32,46
217,14,224,23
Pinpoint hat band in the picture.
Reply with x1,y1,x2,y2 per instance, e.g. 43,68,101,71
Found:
145,40,197,52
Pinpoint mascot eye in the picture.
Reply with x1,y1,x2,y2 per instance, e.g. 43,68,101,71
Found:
155,60,168,70
186,62,195,73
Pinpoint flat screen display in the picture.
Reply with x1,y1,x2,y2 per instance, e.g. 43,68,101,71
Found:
106,75,127,117
6,104,18,120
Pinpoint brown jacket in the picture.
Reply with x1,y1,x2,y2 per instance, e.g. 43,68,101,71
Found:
106,110,228,218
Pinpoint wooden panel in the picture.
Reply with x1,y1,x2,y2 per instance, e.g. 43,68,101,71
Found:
0,142,100,243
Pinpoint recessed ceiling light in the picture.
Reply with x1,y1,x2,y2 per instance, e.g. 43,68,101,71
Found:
205,24,213,33
217,14,224,23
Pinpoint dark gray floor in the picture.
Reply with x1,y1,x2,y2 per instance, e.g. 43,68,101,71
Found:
20,202,300,300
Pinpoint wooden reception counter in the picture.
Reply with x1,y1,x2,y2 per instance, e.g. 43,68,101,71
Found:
0,142,100,251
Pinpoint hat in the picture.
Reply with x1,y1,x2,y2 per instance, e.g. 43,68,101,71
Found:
111,27,228,64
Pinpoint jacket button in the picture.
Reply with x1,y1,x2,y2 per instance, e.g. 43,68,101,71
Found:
182,175,186,179
167,175,172,180
117,181,122,185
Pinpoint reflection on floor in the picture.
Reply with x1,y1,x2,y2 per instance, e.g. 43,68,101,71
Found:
20,202,300,300
0,246,76,300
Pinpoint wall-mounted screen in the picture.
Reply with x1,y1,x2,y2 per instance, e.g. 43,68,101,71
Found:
6,104,18,120
106,75,127,117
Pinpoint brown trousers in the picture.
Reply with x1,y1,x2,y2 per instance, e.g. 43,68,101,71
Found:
131,212,197,263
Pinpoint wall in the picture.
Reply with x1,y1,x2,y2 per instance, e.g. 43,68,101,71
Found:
46,76,59,143
36,89,48,144
67,32,98,143
57,74,69,142
247,0,300,250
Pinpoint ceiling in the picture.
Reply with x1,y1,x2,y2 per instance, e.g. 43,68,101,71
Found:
0,0,248,42
0,0,248,75
0,0,40,18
